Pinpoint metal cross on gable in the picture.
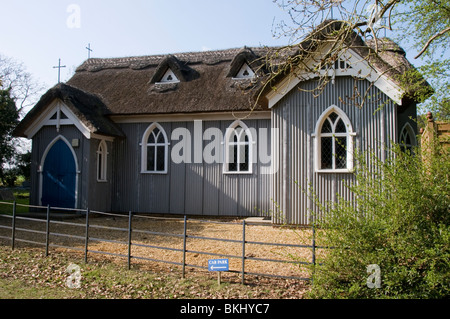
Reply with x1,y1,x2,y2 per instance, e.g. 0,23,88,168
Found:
53,58,66,83
86,43,93,59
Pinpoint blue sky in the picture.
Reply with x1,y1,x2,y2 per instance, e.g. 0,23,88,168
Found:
1,0,291,92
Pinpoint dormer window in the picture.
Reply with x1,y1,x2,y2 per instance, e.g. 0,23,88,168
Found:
233,63,255,79
157,68,180,84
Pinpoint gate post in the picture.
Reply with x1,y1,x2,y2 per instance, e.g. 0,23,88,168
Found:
182,215,187,279
127,211,132,270
311,222,316,285
312,223,316,266
241,220,246,285
45,205,50,256
11,201,16,251
84,208,90,263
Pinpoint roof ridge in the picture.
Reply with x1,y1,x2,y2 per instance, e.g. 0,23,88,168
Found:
76,46,272,72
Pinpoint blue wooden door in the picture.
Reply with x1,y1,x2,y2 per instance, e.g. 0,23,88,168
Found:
42,140,76,208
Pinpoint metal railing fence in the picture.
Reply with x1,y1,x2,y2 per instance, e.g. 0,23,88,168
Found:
0,201,322,284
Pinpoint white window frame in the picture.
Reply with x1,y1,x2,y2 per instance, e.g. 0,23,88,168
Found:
156,68,180,84
223,120,253,174
141,123,169,174
313,105,355,173
232,63,255,80
97,140,108,182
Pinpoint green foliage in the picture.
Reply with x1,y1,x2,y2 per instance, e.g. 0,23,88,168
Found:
393,0,450,121
309,143,450,298
0,88,18,154
393,0,450,59
16,151,31,181
1,168,18,188
417,60,450,121
0,87,19,184
400,59,450,122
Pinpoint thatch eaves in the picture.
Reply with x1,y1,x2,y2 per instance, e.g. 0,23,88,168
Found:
354,37,433,102
14,83,124,138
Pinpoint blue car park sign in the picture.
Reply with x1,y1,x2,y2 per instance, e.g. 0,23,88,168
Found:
208,259,229,272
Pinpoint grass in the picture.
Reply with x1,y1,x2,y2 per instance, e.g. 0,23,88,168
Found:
0,245,309,299
0,189,30,215
0,245,214,299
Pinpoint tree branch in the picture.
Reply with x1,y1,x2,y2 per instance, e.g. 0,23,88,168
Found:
415,26,450,59
354,0,400,30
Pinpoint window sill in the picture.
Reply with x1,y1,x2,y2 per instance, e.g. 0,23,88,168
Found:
315,169,354,174
223,171,253,175
155,80,180,85
231,77,256,81
141,171,168,175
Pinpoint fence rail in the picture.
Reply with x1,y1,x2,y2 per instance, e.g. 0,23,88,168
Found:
0,201,319,284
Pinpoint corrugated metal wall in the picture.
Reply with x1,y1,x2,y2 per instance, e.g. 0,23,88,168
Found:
87,139,113,212
111,119,272,216
272,76,398,224
28,75,417,222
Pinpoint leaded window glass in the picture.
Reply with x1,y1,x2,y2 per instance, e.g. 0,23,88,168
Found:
319,111,350,170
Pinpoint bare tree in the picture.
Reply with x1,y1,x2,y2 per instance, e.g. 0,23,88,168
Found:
0,54,42,180
0,54,44,115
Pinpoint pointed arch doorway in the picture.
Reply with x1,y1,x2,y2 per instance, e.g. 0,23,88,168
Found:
41,138,77,209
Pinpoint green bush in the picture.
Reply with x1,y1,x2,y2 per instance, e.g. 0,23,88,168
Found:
309,143,449,298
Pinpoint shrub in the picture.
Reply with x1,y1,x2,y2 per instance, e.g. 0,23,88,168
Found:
309,142,449,298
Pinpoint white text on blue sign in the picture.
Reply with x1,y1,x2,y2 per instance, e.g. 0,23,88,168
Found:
208,259,229,271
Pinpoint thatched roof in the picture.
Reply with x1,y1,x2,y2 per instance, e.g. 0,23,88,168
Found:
14,83,124,138
66,47,270,116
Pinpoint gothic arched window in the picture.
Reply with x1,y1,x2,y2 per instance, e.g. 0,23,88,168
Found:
97,140,108,181
141,123,169,174
224,121,253,174
399,123,416,153
315,106,354,172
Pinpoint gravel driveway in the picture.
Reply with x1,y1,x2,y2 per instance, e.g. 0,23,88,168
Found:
0,212,315,281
